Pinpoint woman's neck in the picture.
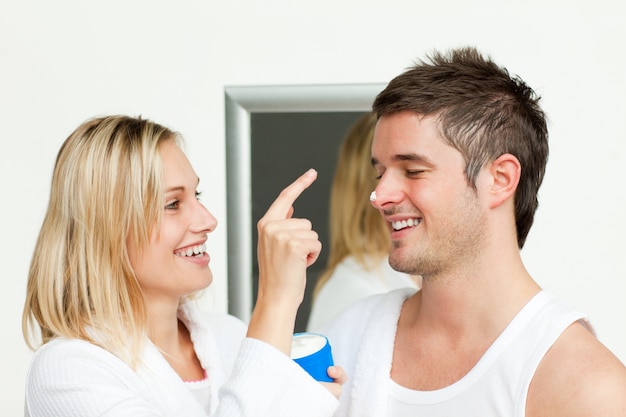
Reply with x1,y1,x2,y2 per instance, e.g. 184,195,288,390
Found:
147,298,205,381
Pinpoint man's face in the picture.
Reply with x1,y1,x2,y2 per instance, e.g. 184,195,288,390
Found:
370,111,487,279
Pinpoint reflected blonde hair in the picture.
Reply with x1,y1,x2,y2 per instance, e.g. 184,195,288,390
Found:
313,113,391,298
22,115,176,368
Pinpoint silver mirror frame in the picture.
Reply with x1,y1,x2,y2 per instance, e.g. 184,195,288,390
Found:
224,83,386,322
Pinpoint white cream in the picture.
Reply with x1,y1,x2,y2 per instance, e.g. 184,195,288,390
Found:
291,333,327,359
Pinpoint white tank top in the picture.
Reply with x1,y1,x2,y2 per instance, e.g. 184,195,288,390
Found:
185,375,211,413
386,291,588,417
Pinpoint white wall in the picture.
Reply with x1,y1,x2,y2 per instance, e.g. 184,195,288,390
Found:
1,0,624,414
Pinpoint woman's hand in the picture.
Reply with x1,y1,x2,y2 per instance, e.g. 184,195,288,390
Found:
247,169,322,354
321,365,348,399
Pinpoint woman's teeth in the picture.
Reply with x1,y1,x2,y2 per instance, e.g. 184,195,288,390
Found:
391,218,420,231
175,243,206,257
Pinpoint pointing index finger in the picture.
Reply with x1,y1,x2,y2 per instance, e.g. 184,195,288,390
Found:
265,169,317,220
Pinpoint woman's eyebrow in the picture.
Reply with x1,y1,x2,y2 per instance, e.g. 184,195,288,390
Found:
165,178,200,194
165,185,185,194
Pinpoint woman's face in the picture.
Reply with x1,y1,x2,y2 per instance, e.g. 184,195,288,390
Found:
128,140,217,304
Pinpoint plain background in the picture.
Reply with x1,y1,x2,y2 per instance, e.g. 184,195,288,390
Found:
1,0,624,414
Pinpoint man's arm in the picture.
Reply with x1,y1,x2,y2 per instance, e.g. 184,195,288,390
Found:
527,321,626,417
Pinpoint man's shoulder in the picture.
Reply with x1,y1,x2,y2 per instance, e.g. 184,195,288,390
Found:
527,320,626,417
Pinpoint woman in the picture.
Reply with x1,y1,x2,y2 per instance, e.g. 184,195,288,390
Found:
22,115,344,416
307,113,420,333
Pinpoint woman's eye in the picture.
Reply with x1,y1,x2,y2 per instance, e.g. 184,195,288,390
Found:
165,200,179,210
195,190,203,200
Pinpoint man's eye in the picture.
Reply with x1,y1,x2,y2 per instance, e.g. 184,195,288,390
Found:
195,191,203,200
165,200,179,210
407,170,424,177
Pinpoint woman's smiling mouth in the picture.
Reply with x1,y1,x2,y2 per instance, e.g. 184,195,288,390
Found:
174,243,206,257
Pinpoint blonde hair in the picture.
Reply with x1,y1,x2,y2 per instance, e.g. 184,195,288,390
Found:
313,113,391,298
22,115,176,368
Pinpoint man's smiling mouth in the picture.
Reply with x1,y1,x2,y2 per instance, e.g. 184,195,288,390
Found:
391,218,421,231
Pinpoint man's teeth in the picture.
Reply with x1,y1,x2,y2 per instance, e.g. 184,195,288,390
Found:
391,218,420,231
176,243,206,257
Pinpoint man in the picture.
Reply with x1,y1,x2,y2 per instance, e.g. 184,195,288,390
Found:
326,47,626,416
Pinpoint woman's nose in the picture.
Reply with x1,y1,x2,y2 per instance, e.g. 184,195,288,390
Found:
193,200,218,233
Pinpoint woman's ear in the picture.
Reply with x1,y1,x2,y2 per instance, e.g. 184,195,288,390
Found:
488,153,521,209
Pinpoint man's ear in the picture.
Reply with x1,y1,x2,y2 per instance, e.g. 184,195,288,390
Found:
488,153,520,209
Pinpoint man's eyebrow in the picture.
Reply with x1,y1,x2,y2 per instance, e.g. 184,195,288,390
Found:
371,153,434,166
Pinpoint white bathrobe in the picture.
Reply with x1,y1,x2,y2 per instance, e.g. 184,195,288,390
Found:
307,255,417,333
25,300,338,417
325,288,411,417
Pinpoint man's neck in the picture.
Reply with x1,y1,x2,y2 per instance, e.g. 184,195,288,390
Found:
391,256,541,390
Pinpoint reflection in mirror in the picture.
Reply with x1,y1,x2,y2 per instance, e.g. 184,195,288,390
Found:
224,84,384,330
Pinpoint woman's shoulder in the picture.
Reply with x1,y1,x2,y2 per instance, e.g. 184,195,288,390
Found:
332,255,415,289
27,337,139,389
204,312,247,339
322,256,386,293
180,299,247,337
31,337,119,364
326,288,415,335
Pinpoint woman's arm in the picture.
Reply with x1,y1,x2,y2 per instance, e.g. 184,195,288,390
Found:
247,169,321,354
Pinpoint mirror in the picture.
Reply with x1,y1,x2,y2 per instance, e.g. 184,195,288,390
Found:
224,83,384,330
